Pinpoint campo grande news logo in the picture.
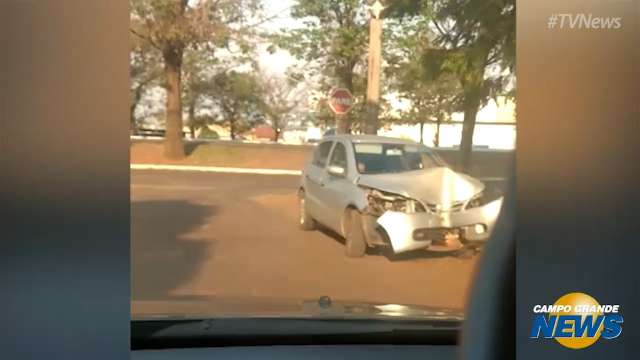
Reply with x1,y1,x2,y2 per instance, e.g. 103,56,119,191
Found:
530,292,623,349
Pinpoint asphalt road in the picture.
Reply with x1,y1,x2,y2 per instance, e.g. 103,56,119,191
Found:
131,170,482,311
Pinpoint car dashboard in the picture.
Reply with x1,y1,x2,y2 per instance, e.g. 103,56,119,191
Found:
132,345,457,360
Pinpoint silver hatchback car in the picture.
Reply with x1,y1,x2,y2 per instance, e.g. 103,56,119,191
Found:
298,135,503,257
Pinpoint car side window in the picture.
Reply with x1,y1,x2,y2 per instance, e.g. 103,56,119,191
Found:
312,141,333,167
328,142,348,171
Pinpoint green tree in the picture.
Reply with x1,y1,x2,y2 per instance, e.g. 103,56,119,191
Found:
181,47,224,139
430,0,514,169
273,0,370,134
385,13,460,145
130,33,162,133
209,71,265,140
259,71,304,142
390,0,515,170
130,0,262,158
181,34,257,139
309,97,338,130
396,74,460,145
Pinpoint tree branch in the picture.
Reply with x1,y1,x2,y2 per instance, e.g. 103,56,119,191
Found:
242,6,292,28
130,28,161,51
431,19,448,41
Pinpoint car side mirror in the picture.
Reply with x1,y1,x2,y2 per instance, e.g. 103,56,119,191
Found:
327,165,346,177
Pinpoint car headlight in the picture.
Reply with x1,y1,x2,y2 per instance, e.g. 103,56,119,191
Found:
465,189,502,210
359,186,425,216
466,192,485,209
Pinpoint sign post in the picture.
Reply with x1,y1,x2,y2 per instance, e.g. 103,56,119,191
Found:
365,0,385,135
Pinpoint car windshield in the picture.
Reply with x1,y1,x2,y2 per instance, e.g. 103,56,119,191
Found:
353,143,446,174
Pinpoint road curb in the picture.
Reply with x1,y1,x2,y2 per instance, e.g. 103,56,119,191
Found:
130,163,302,176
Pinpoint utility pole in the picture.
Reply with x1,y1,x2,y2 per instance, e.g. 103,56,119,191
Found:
364,0,385,135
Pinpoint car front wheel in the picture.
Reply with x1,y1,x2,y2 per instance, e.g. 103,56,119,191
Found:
344,209,366,258
298,190,316,231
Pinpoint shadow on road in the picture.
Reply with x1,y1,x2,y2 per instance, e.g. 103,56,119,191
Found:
131,200,215,301
316,225,345,245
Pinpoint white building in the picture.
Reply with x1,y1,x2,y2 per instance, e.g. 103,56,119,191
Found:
378,96,516,150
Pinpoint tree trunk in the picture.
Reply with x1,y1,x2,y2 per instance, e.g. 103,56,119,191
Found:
229,118,236,140
162,46,185,159
434,115,442,147
336,114,349,134
460,95,481,172
458,47,490,172
271,117,279,142
130,86,142,134
419,121,424,144
188,99,196,139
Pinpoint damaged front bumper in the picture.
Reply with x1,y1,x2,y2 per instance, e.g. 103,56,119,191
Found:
371,197,504,253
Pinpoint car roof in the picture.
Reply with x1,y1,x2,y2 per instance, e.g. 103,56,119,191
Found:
322,134,418,145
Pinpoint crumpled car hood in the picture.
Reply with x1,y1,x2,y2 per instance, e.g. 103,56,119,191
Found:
357,167,485,205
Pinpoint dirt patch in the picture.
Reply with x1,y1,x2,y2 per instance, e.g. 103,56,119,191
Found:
131,141,312,170
249,193,299,220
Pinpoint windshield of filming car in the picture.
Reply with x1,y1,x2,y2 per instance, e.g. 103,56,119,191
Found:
354,143,446,174
130,0,515,323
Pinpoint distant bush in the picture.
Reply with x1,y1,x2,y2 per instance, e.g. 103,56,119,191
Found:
198,128,220,139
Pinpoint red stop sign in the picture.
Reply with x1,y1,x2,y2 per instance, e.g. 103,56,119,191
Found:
327,88,355,115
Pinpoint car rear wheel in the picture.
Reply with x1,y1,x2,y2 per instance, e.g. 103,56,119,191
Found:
298,190,316,231
344,209,366,258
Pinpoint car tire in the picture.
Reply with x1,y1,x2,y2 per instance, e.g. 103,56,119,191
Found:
298,190,316,231
344,209,366,258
